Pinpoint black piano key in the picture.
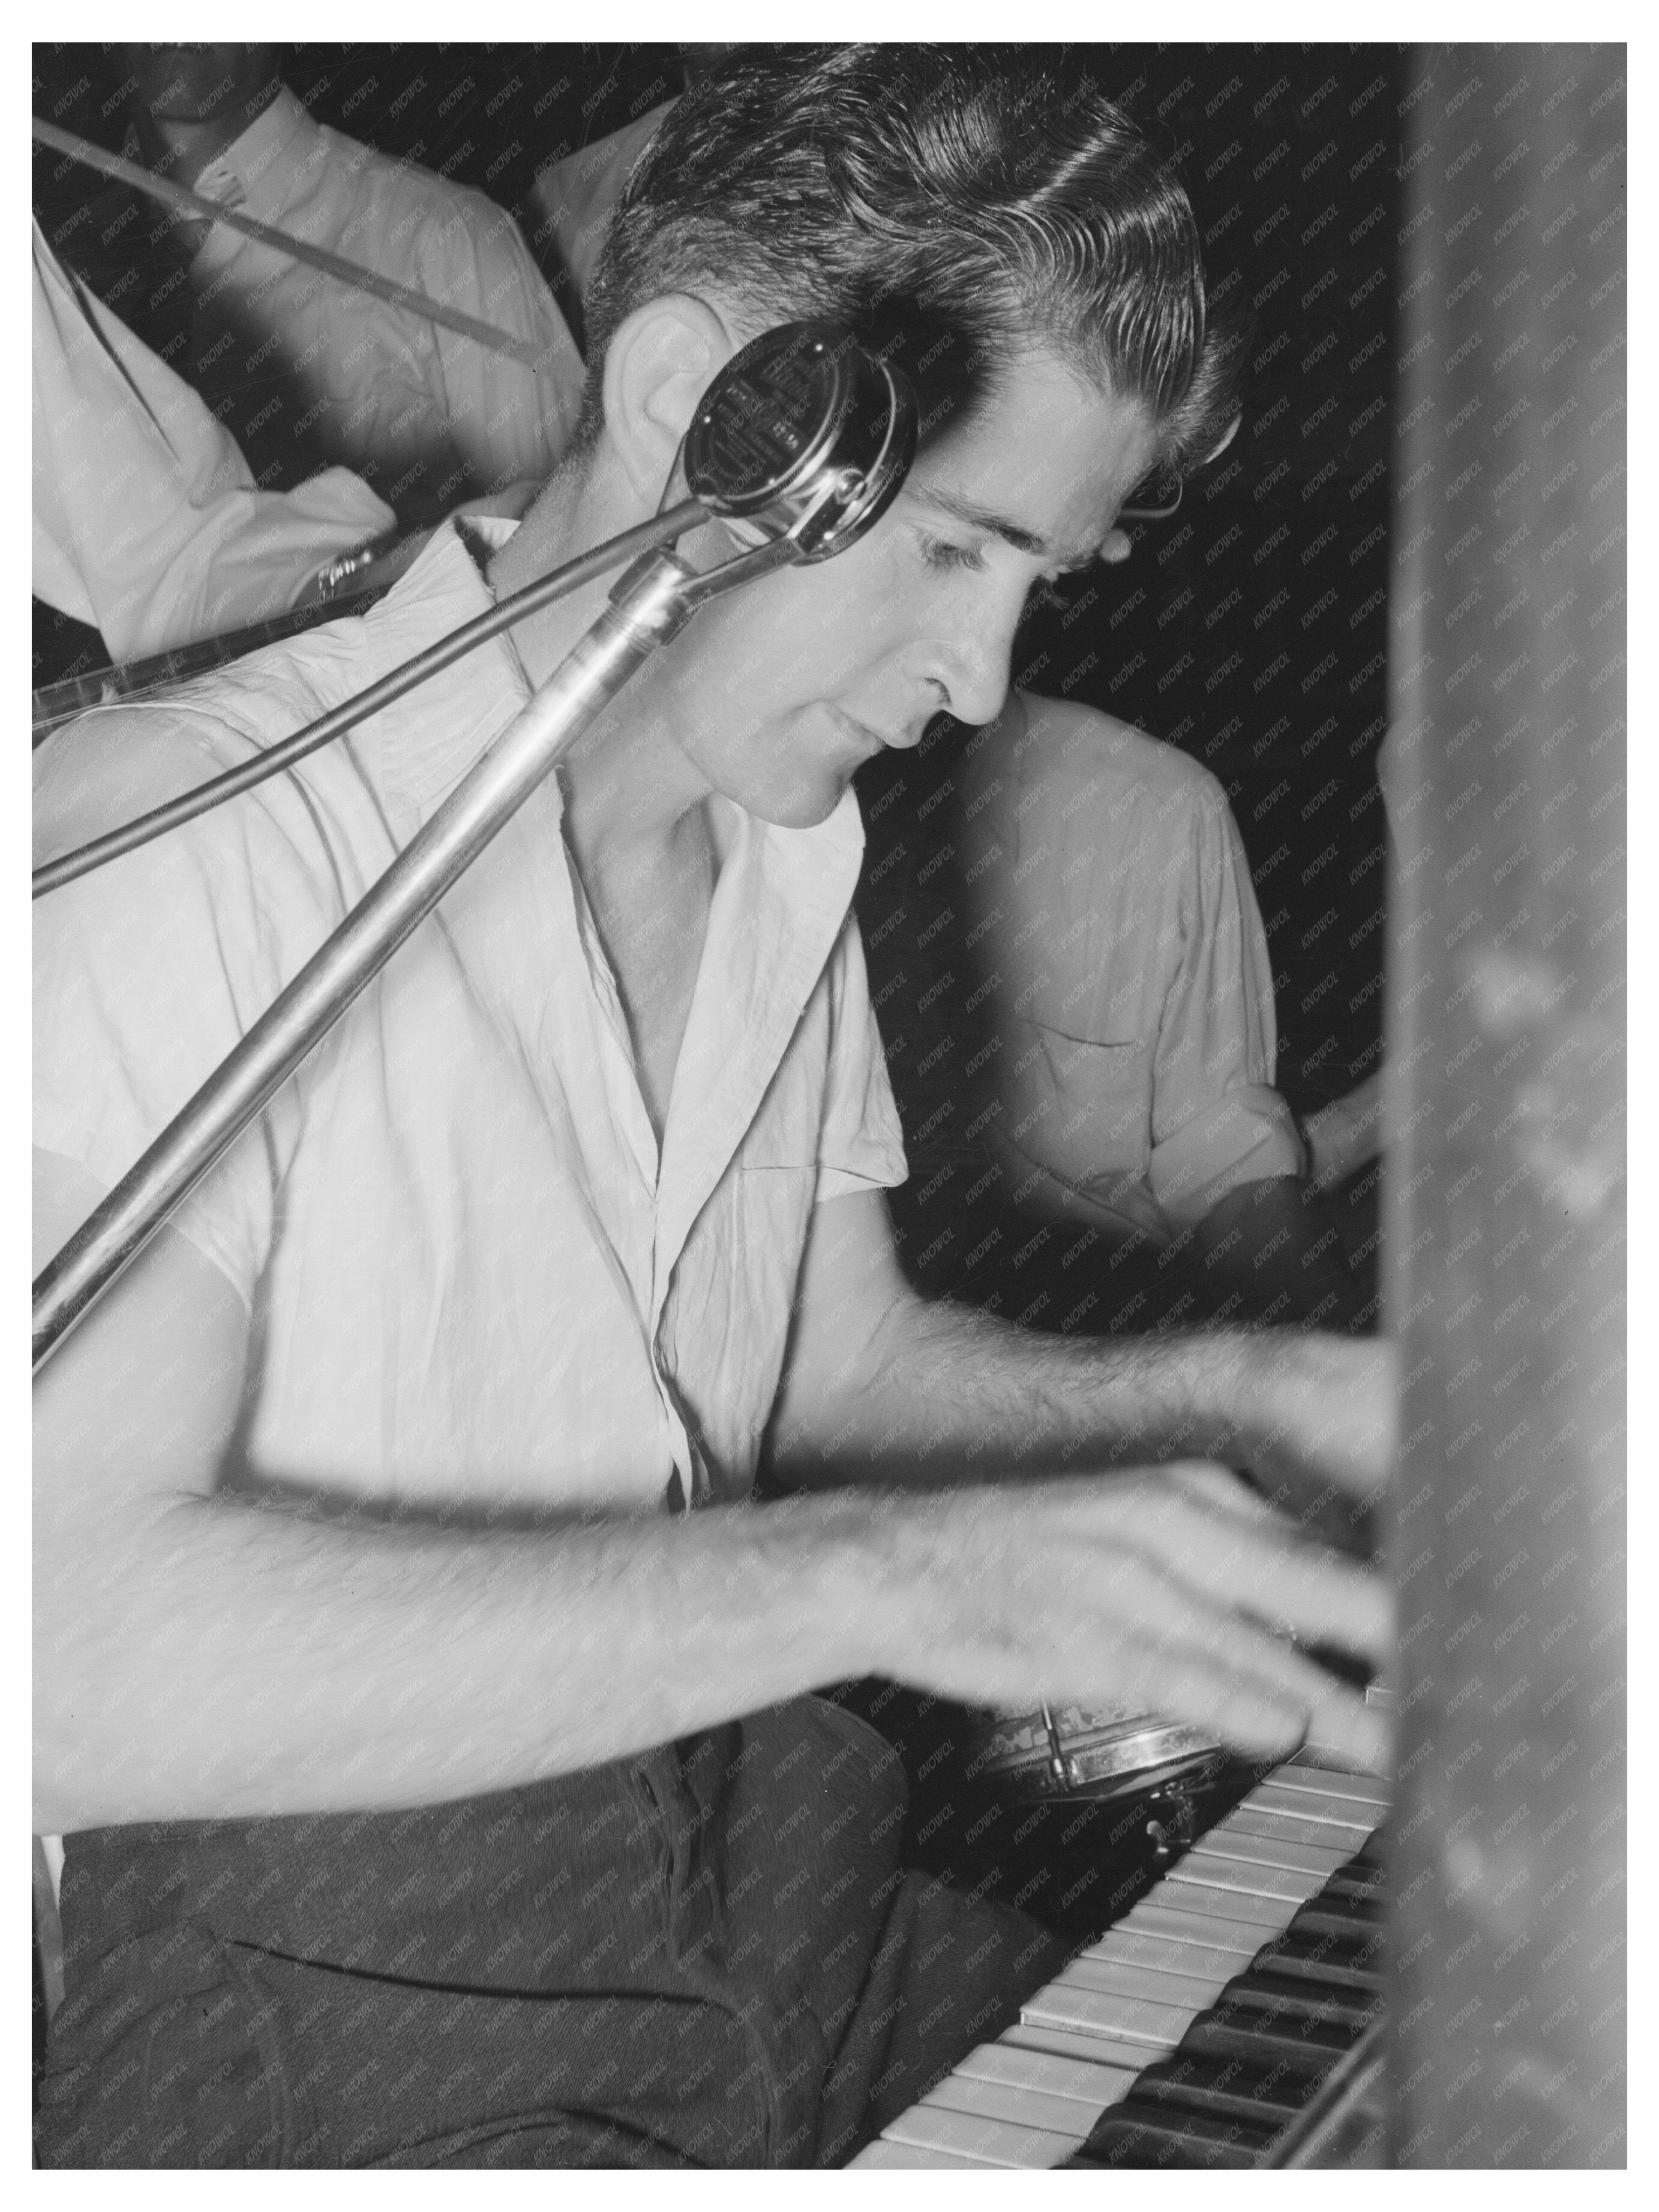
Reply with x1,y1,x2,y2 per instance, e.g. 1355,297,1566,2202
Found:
1210,1971,1384,2039
1255,1928,1388,1990
1321,1862,1388,1901
1253,1951,1387,2000
1322,1840,1388,1883
1233,1907,1384,1971
1279,1906,1389,1952
1180,2008,1358,2070
1080,2099,1282,2168
1131,2045,1333,2128
1286,1894,1387,1938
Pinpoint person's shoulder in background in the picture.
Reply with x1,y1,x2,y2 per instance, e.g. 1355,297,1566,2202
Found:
326,118,538,285
956,690,1229,866
520,101,679,309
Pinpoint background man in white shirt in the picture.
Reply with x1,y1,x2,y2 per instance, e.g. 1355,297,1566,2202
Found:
32,215,395,662
121,43,587,519
949,695,1377,1327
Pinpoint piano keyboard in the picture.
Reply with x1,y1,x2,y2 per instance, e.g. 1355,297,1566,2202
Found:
849,1748,1390,2169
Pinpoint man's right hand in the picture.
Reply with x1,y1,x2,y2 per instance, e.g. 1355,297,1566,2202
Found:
1216,1328,1401,1511
872,1462,1394,1773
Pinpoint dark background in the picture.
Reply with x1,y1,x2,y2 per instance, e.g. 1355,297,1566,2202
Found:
31,40,1402,1131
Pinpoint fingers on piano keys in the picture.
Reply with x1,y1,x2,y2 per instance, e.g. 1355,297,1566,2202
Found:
849,1749,1390,2169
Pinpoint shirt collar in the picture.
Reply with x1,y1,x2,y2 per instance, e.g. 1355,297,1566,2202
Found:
367,517,533,832
652,784,866,1303
190,84,321,243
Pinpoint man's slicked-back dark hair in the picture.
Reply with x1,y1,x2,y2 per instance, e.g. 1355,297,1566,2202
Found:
576,44,1242,466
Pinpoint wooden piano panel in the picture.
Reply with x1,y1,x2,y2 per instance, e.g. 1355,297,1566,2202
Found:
1383,44,1626,2169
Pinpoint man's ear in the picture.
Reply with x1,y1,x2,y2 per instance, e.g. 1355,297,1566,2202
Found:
600,294,738,506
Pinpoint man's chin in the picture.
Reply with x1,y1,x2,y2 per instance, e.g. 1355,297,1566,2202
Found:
747,774,852,833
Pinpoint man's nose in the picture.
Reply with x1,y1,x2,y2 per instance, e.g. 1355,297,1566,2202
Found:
921,587,1024,727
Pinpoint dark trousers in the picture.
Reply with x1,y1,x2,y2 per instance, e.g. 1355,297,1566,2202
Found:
37,1697,1066,2168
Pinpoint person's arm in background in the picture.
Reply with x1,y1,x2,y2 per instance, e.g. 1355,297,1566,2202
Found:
1302,1070,1387,1191
1146,777,1364,1326
1195,1069,1390,1336
31,216,395,659
984,1130,1361,1329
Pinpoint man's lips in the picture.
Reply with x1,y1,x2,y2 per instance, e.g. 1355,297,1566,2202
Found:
828,706,898,753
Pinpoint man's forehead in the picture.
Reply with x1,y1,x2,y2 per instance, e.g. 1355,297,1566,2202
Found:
906,408,1158,565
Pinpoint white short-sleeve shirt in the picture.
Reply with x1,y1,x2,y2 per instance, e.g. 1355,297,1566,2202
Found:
34,519,907,1514
32,216,395,660
956,693,1305,1244
180,88,588,507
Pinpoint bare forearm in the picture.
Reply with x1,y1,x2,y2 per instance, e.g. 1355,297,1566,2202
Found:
1303,1073,1386,1190
775,1289,1244,1481
773,1287,1395,1505
34,1484,889,1832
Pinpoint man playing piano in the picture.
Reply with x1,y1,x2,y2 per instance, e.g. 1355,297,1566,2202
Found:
34,47,1394,2168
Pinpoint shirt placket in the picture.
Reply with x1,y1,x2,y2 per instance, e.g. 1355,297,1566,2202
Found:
561,853,703,1506
645,807,862,1508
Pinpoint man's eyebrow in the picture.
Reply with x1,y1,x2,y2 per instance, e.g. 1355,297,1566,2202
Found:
909,482,1096,566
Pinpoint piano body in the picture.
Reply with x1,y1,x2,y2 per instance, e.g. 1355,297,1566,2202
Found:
854,40,1626,2171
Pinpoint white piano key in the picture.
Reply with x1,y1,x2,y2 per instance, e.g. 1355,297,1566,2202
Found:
849,2137,998,2168
1149,1871,1313,1924
1162,1858,1330,1908
921,2072,1097,2139
1299,1748,1392,1782
1249,1781,1384,1835
1215,1793,1363,1834
1194,1805,1354,1858
1277,1756,1392,1805
1189,1827,1353,1879
1224,1802,1366,1848
962,2037,1141,2110
1120,1899,1275,1952
1059,1953,1231,2010
1003,2019,1170,2074
1077,1927,1260,1981
1207,1802,1352,1843
882,2102,1082,2169
1022,1977,1196,2050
